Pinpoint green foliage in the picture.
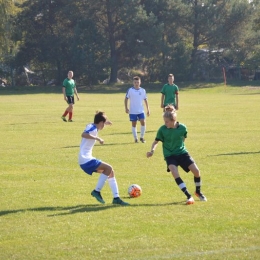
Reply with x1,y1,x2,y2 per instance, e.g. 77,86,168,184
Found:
2,0,259,85
0,85,260,259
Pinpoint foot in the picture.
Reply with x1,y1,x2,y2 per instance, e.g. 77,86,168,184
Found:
61,116,67,122
140,138,146,143
68,119,73,122
135,139,139,143
91,190,105,204
195,192,207,201
112,197,129,206
186,196,195,205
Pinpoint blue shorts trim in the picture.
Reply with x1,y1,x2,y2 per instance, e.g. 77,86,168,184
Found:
129,113,145,121
80,159,102,175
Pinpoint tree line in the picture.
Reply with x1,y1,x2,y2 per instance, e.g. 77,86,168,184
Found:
1,0,260,86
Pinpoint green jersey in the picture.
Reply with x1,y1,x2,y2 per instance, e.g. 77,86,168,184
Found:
161,83,179,106
155,123,188,158
63,78,76,96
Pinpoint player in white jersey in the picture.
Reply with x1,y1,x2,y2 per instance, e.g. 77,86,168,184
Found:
124,76,150,143
78,111,129,206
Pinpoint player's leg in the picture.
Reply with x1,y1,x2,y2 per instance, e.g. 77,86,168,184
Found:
139,113,146,143
188,163,207,201
130,114,138,142
61,97,70,121
168,164,194,205
96,162,129,206
68,97,75,122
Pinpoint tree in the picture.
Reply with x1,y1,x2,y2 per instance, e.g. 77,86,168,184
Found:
175,0,251,79
15,0,109,85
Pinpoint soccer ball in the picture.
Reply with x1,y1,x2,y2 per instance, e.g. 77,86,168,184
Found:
128,184,142,198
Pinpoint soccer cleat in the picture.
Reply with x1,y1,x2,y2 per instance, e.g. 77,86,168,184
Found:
112,197,129,206
186,196,195,205
195,192,207,201
135,139,139,143
91,190,105,204
68,119,73,122
140,138,146,143
61,116,67,122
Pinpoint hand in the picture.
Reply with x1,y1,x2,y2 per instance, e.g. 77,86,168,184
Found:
97,138,104,144
77,96,80,101
146,151,153,158
147,110,150,117
105,120,112,125
161,104,164,108
125,108,129,114
64,96,67,101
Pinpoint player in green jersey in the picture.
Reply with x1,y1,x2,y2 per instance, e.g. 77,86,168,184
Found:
160,74,179,111
146,105,207,205
61,71,79,122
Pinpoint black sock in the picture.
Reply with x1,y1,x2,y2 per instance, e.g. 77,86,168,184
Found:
194,177,201,193
175,177,191,199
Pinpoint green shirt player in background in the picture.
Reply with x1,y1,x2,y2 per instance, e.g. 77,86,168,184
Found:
61,70,79,122
161,74,179,111
146,105,207,205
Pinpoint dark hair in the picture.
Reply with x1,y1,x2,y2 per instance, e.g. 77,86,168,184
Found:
133,76,141,81
94,111,107,124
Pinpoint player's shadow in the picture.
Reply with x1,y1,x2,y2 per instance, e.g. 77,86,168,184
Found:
0,201,186,217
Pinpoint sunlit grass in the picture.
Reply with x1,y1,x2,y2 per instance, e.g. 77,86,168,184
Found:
0,84,260,259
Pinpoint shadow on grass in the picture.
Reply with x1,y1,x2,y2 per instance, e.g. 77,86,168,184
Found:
0,201,186,217
62,141,139,149
209,151,260,156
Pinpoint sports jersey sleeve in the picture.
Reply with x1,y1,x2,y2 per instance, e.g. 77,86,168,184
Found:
143,89,147,100
63,78,67,87
161,84,166,94
125,88,131,99
84,124,97,134
155,126,164,142
175,85,179,94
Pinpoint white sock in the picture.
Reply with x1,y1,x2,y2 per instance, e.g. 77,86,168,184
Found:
108,177,119,198
132,127,137,139
140,125,146,138
95,173,108,192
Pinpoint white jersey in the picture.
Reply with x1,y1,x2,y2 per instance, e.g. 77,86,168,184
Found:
78,123,97,165
125,87,147,114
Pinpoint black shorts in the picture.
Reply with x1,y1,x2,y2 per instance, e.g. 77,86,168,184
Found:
165,153,195,173
67,96,74,104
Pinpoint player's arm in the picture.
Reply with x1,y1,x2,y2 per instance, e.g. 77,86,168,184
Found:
62,86,67,101
81,132,104,144
105,120,112,125
144,99,150,116
175,93,179,110
74,87,79,101
146,140,159,158
161,93,165,108
124,97,129,113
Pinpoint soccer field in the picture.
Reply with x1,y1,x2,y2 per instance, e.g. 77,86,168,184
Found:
0,84,260,259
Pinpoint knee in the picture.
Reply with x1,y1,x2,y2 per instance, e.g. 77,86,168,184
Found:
193,168,200,177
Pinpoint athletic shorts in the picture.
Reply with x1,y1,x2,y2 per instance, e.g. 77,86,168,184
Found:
80,159,102,175
129,113,145,121
67,96,74,104
165,153,195,173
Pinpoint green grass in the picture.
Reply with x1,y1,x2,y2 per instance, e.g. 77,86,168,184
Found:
0,83,260,259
